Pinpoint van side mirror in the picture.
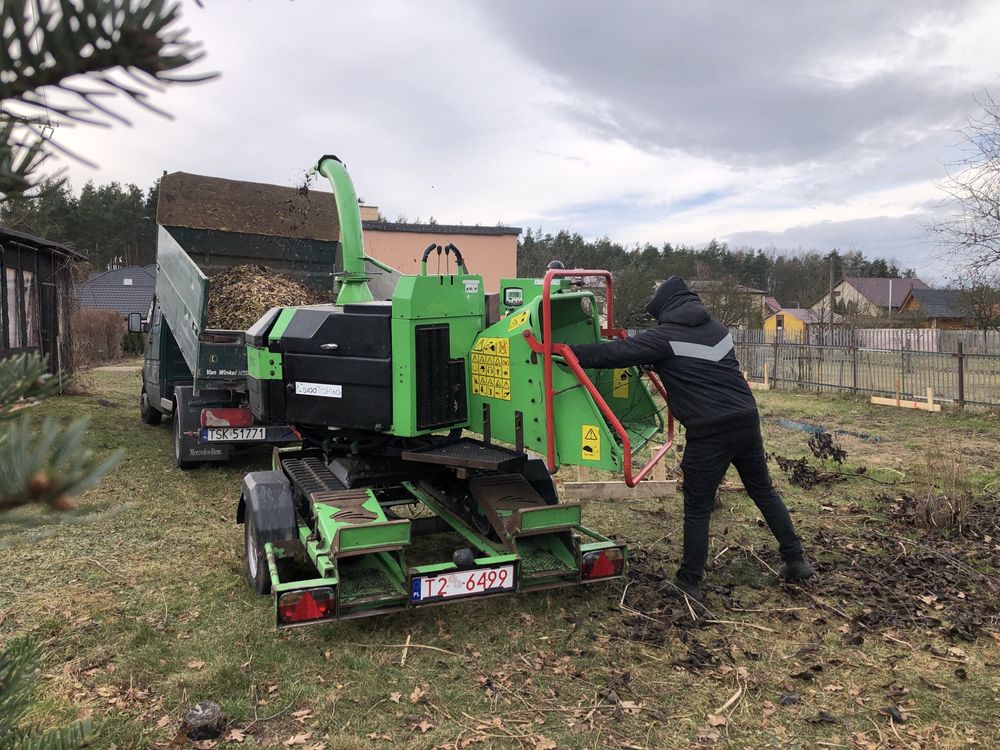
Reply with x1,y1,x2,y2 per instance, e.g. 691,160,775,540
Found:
128,312,142,333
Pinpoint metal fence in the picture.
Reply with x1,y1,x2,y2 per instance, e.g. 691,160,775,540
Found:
732,327,1000,353
735,341,1000,409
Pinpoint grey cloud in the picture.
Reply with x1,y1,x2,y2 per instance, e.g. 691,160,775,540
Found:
479,1,985,168
724,213,943,276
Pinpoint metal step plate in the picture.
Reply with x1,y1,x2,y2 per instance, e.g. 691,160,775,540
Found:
401,438,526,471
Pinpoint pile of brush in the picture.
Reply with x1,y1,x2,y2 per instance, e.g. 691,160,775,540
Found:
206,265,329,330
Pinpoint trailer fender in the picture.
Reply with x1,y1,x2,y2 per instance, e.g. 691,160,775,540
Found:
238,471,298,544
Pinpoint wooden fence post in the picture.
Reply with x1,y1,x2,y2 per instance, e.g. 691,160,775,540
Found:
772,338,779,388
956,342,965,410
851,345,858,393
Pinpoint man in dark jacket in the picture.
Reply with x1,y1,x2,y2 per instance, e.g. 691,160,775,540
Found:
570,276,813,602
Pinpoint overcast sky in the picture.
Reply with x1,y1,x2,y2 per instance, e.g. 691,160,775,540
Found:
51,0,1000,281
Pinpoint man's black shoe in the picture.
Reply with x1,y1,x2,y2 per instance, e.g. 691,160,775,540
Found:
780,557,815,581
670,577,706,603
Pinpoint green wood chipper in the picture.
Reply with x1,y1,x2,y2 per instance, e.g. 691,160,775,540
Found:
237,155,673,627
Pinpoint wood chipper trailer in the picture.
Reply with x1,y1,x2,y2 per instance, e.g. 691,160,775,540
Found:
237,156,674,626
136,170,400,468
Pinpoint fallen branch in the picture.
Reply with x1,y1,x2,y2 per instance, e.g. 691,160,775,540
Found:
345,642,465,658
705,619,775,633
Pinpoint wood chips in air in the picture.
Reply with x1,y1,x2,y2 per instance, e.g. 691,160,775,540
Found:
206,265,329,330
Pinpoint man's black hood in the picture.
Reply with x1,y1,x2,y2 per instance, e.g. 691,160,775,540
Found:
645,276,711,326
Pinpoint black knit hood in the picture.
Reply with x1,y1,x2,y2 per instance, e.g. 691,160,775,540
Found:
645,276,711,326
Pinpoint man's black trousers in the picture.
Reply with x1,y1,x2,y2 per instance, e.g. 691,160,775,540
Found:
677,423,803,585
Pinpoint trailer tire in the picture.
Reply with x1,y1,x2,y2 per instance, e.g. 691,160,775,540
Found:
244,513,271,595
140,386,162,426
173,408,195,470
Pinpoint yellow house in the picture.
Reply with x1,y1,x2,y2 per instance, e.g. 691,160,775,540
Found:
763,308,843,342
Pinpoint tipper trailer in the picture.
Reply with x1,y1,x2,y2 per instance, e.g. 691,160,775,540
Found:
136,170,399,468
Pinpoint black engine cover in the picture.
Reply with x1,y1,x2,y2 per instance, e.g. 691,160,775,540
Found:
267,305,392,431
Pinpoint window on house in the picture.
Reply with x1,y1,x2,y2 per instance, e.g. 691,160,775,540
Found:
124,278,133,286
775,314,784,330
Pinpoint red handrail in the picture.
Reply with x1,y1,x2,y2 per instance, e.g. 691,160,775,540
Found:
525,268,674,487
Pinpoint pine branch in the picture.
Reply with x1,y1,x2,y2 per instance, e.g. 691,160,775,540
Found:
0,353,61,417
0,637,93,750
1,0,216,199
0,414,123,511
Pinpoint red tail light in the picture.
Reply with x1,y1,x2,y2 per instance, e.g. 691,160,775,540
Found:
201,407,253,427
582,548,625,579
278,588,335,624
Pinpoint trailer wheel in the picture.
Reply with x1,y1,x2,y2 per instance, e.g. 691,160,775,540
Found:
140,387,162,426
173,409,195,470
244,514,271,595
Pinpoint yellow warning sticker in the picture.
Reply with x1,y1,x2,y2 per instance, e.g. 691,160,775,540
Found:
612,368,630,399
471,337,511,400
581,424,601,461
507,310,530,331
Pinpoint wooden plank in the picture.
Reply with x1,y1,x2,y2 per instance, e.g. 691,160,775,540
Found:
651,450,667,482
562,480,678,500
745,369,771,390
870,396,941,412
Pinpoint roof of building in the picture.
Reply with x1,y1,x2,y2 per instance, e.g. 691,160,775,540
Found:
842,276,929,308
362,221,521,237
75,264,156,316
75,284,154,317
764,296,782,313
773,308,845,325
902,287,968,319
0,225,85,259
84,265,156,288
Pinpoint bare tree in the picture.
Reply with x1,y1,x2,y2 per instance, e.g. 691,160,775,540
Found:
612,267,656,328
957,268,1000,343
691,274,763,329
930,93,1000,273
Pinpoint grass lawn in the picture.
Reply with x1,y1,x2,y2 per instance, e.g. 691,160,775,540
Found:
2,364,999,749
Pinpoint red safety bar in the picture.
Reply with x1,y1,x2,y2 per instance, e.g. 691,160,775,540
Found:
523,268,674,487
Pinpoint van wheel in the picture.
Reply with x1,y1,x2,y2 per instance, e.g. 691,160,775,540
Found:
140,387,162,425
173,408,195,470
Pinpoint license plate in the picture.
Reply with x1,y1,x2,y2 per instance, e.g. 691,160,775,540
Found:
201,427,266,442
410,565,514,603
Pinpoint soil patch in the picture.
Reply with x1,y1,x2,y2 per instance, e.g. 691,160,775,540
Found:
810,494,1000,640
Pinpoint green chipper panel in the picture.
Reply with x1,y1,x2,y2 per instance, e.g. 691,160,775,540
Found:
236,155,671,627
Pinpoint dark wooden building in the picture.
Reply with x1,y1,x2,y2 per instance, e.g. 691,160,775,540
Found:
1,226,82,373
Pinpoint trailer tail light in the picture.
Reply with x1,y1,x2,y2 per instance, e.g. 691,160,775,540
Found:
581,548,624,580
278,588,335,625
201,407,253,427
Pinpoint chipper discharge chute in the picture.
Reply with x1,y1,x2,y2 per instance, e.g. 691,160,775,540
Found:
236,155,674,627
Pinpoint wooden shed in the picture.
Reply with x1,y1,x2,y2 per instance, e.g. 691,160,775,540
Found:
1,226,83,373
